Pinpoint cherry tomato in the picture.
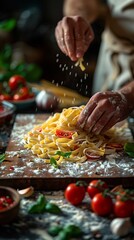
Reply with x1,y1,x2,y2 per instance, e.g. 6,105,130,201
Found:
19,87,29,95
13,94,24,101
56,129,74,139
0,196,13,210
13,87,31,101
114,199,133,218
65,181,86,205
91,192,113,216
106,143,123,151
9,75,26,90
0,94,12,101
87,180,108,199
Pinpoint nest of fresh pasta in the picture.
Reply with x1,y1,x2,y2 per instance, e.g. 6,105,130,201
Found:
24,106,128,165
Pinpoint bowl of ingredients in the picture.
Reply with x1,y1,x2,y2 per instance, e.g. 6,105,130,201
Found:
0,101,16,125
0,75,38,110
0,186,20,224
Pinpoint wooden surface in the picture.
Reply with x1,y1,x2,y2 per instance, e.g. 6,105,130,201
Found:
0,114,134,190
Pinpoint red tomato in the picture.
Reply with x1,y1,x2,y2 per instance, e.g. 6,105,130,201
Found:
91,192,113,216
0,196,13,210
13,94,24,101
65,182,86,205
87,180,108,199
0,94,12,101
114,199,133,218
13,87,31,101
106,143,123,151
56,129,74,139
9,75,26,90
19,87,29,96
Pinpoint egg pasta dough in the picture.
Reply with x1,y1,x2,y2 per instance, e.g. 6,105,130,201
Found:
24,106,127,165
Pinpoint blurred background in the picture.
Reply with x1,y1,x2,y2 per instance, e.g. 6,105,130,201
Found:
0,0,104,98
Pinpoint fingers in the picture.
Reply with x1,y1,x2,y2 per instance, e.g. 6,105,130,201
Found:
55,16,94,61
74,18,93,59
77,91,129,135
55,22,68,56
77,100,98,128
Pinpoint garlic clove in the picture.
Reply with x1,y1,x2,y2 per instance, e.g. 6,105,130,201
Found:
110,218,132,237
18,186,34,198
35,90,58,110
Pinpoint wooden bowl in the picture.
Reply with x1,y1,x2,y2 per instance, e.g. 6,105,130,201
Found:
0,186,20,224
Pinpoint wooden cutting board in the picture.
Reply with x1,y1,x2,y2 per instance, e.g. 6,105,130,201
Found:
0,114,134,190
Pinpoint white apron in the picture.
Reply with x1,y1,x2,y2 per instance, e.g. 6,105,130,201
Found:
92,0,134,93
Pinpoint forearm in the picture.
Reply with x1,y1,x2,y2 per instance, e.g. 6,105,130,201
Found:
119,81,134,112
63,0,107,23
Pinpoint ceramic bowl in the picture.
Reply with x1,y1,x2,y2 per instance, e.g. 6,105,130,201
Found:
8,88,39,111
0,101,16,125
0,186,20,224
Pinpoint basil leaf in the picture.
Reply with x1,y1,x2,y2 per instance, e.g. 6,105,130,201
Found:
124,142,134,152
45,202,62,214
124,143,134,157
64,224,83,237
55,230,69,240
0,154,6,163
48,225,63,236
125,151,134,157
50,157,58,168
55,151,71,158
0,19,16,31
28,194,47,214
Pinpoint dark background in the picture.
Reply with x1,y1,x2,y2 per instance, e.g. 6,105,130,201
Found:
0,0,104,97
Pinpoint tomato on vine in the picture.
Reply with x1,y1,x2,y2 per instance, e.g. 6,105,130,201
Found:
0,94,12,101
65,181,87,205
87,180,108,199
114,199,133,218
8,75,26,90
91,192,113,216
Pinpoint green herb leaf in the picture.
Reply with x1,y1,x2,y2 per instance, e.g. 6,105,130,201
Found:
45,202,62,214
64,224,83,237
55,151,71,158
50,157,58,168
28,194,47,214
54,224,83,240
0,19,16,31
55,230,69,240
124,142,134,157
48,225,63,236
0,154,6,163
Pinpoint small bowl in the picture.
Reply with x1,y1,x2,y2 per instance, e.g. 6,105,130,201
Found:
0,186,20,225
0,101,16,126
8,88,39,111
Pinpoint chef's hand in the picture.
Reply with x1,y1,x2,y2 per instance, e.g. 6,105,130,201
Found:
55,16,94,61
77,91,130,134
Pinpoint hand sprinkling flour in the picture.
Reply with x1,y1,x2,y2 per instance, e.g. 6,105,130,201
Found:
55,0,134,134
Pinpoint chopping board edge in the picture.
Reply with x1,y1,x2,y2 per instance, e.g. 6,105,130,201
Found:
0,176,133,190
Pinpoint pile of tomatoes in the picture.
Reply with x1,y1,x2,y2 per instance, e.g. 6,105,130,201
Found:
0,195,14,211
64,179,134,218
0,75,34,101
